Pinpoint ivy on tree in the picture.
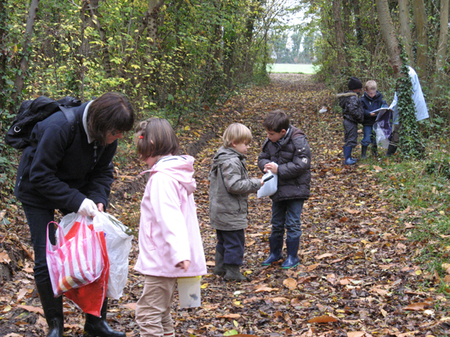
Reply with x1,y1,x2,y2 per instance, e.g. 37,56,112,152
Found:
397,47,425,159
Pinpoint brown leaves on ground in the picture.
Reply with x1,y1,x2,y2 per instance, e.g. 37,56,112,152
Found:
1,74,449,336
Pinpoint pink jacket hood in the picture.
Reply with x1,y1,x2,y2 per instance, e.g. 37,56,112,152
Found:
142,155,196,195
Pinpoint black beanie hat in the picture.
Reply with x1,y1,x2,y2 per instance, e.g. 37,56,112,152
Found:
348,76,362,90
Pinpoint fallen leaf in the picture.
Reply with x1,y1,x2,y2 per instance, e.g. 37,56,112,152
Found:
308,315,338,323
283,278,297,290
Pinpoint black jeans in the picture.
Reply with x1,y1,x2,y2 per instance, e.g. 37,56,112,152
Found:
22,204,56,284
216,229,245,265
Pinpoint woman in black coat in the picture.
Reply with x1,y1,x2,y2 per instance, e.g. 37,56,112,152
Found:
15,92,134,337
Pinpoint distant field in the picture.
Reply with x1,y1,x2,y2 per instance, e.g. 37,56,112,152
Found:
268,63,317,74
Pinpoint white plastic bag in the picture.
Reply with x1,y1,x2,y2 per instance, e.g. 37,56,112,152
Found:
94,212,133,299
257,170,278,198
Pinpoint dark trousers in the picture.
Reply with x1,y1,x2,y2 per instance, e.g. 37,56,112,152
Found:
22,204,56,284
216,229,245,265
343,119,358,147
270,199,304,240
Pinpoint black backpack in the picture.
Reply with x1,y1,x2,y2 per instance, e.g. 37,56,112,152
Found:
4,96,82,150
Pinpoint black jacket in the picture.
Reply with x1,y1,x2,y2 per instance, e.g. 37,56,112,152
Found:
257,126,311,202
15,103,117,212
337,91,364,124
361,91,387,126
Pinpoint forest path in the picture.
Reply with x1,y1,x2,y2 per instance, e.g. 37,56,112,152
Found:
1,74,447,336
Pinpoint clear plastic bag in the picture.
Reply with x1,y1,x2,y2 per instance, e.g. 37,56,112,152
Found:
94,212,133,299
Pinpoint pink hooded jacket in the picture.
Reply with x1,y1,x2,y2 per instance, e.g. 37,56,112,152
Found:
134,155,207,277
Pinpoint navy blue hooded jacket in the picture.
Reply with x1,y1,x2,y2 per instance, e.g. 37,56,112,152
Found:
14,103,117,212
361,91,387,126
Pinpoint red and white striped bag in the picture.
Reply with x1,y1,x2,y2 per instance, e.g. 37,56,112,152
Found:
46,216,104,297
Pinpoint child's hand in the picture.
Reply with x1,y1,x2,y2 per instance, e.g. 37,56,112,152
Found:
260,179,265,186
370,112,376,116
264,163,278,174
176,260,191,271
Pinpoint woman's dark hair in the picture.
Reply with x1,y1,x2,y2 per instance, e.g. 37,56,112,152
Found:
134,118,179,159
87,92,135,145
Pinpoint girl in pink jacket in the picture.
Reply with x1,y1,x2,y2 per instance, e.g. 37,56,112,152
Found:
134,118,207,337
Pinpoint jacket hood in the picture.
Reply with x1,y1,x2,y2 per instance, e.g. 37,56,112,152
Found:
142,155,196,194
211,146,244,164
337,91,358,109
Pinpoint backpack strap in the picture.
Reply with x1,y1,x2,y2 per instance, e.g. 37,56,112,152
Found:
60,106,77,148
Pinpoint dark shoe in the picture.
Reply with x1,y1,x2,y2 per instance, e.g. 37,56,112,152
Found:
262,236,283,266
84,298,125,337
224,264,246,281
361,146,368,159
36,282,64,337
386,144,397,157
281,237,300,269
343,146,357,165
214,250,225,276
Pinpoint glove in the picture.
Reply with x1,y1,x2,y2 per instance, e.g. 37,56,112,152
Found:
78,198,98,217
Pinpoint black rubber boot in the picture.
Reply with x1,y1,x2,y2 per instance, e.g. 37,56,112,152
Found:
262,236,283,266
223,264,246,281
84,298,125,337
213,250,225,276
281,237,300,269
386,144,397,157
361,146,368,159
36,282,64,337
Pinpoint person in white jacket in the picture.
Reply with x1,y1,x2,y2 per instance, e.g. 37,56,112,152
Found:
134,118,207,337
387,65,429,156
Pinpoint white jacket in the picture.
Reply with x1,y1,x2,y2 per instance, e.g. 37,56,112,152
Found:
134,155,207,277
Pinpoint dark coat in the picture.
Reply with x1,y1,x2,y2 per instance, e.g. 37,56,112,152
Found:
361,91,387,126
257,126,311,202
14,103,117,212
337,91,364,124
209,147,261,231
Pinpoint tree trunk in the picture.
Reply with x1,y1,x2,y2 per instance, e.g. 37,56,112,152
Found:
122,0,164,70
12,0,40,105
352,0,362,46
398,0,414,65
0,0,8,112
412,0,428,80
433,0,449,101
332,0,348,72
88,0,112,78
375,0,401,77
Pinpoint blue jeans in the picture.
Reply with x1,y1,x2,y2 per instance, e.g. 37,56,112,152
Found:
270,199,304,240
22,204,56,284
361,125,376,147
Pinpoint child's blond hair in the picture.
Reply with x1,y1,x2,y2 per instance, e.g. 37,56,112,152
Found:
222,123,252,148
365,80,377,91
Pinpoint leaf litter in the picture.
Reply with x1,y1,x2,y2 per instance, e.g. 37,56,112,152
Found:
0,74,449,336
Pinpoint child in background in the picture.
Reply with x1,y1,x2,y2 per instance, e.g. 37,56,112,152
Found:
134,118,207,337
336,76,364,165
209,123,263,281
258,110,311,269
360,80,387,158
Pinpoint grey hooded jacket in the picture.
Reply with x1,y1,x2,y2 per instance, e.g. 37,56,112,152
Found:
208,146,261,231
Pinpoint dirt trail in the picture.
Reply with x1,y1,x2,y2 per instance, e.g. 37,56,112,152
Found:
1,74,448,336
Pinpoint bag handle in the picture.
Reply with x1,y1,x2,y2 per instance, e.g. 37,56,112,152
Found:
46,221,65,253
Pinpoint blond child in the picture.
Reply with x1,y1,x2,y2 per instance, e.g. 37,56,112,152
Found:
208,123,263,281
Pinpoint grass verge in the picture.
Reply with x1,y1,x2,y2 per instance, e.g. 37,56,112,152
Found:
369,144,450,296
